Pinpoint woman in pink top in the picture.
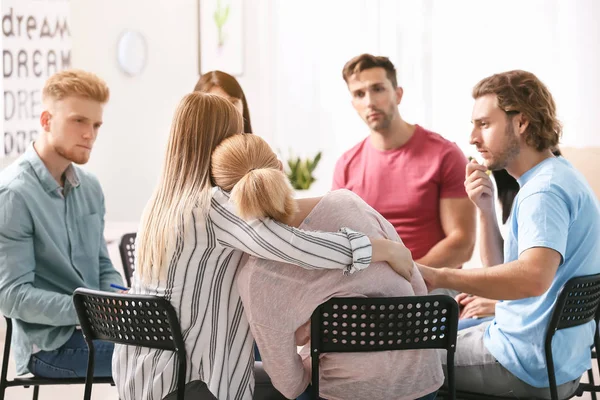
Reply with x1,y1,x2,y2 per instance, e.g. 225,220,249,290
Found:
211,134,443,400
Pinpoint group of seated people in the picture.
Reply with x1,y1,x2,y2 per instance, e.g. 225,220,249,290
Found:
0,53,599,400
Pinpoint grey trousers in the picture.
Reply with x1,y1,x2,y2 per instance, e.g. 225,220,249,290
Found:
163,362,287,400
441,322,580,399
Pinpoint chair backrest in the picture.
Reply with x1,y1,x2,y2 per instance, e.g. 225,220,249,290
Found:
310,295,459,399
73,288,184,351
546,274,600,334
73,288,187,400
118,233,137,287
544,273,600,400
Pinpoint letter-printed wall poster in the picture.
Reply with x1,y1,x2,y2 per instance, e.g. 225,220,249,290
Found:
1,0,71,161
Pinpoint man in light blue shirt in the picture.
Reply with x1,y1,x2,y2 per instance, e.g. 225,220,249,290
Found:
0,70,124,378
419,70,600,398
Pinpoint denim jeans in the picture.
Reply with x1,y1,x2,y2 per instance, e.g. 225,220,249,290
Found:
457,316,494,331
254,342,262,362
28,330,114,378
416,392,438,400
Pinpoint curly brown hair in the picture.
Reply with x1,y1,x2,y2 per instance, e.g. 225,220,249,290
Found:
472,70,562,151
342,54,398,88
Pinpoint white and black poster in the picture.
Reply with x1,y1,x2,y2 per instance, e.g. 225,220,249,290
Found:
1,0,71,160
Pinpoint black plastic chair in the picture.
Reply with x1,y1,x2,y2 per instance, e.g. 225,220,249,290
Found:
588,349,598,400
310,295,459,400
118,233,136,287
0,316,113,400
441,273,600,400
73,288,187,400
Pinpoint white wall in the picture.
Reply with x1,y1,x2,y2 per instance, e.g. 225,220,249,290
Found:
71,0,199,222
68,0,600,222
430,0,560,155
428,0,600,154
71,0,274,222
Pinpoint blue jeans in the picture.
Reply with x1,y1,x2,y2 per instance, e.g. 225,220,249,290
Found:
28,330,114,378
458,316,494,331
254,343,262,362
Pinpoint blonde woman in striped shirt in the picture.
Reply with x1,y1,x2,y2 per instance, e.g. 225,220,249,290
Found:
112,93,414,400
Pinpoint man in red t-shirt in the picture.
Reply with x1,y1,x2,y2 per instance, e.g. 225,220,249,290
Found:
333,53,476,270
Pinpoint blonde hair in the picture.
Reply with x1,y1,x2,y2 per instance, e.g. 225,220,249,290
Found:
137,93,243,283
211,134,297,223
42,69,110,103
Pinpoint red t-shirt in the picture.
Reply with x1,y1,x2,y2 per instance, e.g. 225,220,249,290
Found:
332,125,468,260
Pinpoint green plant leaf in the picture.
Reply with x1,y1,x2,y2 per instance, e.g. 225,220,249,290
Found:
223,5,230,23
285,151,321,190
308,151,322,172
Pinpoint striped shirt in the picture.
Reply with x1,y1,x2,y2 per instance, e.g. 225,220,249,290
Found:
112,187,373,400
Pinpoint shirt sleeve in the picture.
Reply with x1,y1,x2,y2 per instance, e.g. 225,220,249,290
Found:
209,195,372,275
0,189,79,326
332,156,346,190
252,322,310,399
97,188,124,291
516,191,569,263
439,143,469,198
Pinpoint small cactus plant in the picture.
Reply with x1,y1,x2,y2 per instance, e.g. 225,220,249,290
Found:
286,152,322,190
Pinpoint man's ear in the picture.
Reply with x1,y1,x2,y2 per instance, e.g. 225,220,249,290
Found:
278,159,284,172
517,113,529,135
395,87,404,105
40,110,52,132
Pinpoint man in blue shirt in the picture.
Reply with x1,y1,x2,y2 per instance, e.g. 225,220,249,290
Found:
419,70,600,398
0,70,124,378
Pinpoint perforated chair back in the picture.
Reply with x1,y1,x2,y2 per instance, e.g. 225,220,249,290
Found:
446,274,600,400
118,233,136,287
544,273,600,400
310,295,459,400
73,288,186,400
0,316,114,400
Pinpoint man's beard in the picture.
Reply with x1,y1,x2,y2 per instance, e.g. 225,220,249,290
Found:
55,144,90,165
368,105,395,132
487,123,520,171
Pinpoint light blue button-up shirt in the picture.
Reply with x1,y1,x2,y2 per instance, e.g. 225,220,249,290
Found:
0,144,123,375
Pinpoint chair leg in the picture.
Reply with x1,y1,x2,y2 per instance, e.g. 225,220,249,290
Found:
588,368,598,400
32,385,39,400
83,340,95,400
0,385,5,400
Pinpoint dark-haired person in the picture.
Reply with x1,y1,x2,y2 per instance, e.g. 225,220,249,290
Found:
333,54,476,280
194,70,253,134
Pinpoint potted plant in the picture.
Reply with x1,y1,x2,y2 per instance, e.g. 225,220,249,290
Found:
286,151,322,196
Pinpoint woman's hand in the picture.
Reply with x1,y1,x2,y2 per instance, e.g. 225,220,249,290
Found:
371,238,413,280
456,293,497,319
